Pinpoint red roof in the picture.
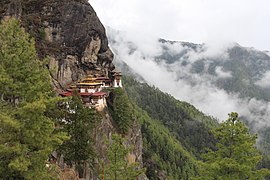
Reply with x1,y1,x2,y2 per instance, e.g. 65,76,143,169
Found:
59,91,107,98
79,92,93,96
66,88,76,92
59,91,92,97
59,92,72,97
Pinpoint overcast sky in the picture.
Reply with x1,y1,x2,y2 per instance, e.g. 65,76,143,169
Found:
90,0,270,51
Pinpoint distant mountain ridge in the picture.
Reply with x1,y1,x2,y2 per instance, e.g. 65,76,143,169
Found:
107,28,270,154
156,39,270,101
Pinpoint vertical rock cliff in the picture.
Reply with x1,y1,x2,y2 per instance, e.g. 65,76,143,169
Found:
1,0,115,90
0,0,145,179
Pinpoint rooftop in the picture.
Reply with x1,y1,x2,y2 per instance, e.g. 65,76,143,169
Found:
77,82,103,86
92,92,107,97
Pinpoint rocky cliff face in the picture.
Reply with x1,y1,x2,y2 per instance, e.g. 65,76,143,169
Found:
1,0,114,90
86,110,144,179
0,1,145,179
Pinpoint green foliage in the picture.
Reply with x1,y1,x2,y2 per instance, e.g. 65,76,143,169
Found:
134,106,198,179
0,99,68,179
59,94,99,172
109,88,134,134
121,76,220,179
197,112,270,179
39,27,46,40
255,126,270,156
0,18,68,179
0,18,52,105
102,134,145,180
123,76,217,157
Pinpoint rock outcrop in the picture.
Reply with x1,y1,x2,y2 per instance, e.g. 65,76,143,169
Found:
91,110,144,179
1,0,114,90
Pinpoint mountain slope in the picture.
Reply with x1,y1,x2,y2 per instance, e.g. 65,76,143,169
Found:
123,76,217,156
134,104,198,179
108,28,270,154
156,39,270,101
121,75,218,179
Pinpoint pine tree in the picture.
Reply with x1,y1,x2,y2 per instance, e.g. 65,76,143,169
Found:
102,134,145,180
0,17,52,105
197,112,270,179
0,18,68,179
110,88,133,133
59,94,99,176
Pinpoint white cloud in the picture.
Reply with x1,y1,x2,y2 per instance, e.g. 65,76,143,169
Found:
215,66,232,78
162,42,189,56
185,44,230,63
255,71,270,88
109,29,270,133
91,0,270,51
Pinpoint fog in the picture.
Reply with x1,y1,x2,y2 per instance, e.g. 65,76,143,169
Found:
91,0,270,51
256,71,270,88
108,28,270,131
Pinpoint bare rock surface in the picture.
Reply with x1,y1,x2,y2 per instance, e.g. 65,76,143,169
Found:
1,0,115,89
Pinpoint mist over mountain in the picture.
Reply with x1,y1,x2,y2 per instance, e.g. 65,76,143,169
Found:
107,27,270,151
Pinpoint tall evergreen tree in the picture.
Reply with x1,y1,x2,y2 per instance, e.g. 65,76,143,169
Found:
0,18,68,179
110,88,133,133
102,134,144,180
197,112,270,179
0,17,52,105
59,94,99,176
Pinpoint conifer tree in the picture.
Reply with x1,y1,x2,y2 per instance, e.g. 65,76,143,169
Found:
59,94,99,176
0,17,52,105
197,112,270,179
102,134,145,180
0,18,68,179
110,88,133,133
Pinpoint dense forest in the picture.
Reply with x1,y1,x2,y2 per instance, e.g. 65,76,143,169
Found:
134,105,198,179
123,76,218,157
123,76,270,179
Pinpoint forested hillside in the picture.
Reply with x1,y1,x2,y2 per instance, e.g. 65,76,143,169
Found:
123,76,217,157
116,76,218,178
134,105,198,179
122,76,270,179
108,86,199,179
